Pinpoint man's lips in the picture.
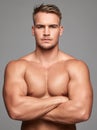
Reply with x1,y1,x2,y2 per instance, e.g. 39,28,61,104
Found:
41,38,52,41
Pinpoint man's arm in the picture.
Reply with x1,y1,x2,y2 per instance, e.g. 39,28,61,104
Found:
3,60,68,121
42,60,93,124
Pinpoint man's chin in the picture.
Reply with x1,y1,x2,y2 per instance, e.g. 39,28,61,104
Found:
38,45,56,51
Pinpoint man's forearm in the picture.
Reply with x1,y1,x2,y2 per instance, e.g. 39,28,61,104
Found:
42,99,91,124
8,96,67,121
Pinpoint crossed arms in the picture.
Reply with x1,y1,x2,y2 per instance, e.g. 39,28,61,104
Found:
3,60,93,124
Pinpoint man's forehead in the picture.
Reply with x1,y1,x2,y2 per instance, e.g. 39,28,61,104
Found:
35,23,60,27
34,12,60,24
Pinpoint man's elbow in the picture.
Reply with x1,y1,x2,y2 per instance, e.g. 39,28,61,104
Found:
78,108,91,122
8,108,22,120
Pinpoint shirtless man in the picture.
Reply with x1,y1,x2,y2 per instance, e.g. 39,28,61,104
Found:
3,4,93,130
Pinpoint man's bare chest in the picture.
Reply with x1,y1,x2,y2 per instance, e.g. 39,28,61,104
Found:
25,62,69,97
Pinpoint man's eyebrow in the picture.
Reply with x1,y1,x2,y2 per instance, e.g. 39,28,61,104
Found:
35,24,44,26
49,24,59,27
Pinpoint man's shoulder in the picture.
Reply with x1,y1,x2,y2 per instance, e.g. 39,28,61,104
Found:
5,59,27,74
6,52,35,67
60,51,86,64
66,58,87,68
5,52,36,73
65,58,89,76
60,51,88,72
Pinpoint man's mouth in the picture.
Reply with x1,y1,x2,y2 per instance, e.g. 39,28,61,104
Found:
41,38,52,41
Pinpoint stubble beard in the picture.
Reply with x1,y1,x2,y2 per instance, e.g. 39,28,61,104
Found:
36,42,59,51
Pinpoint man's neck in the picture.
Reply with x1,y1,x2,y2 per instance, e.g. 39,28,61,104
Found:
34,47,60,68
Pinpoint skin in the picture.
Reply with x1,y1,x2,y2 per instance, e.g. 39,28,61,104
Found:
3,12,93,130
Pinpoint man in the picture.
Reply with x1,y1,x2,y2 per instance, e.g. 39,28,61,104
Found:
3,4,93,130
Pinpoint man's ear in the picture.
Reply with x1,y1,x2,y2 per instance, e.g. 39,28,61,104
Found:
32,26,35,36
60,26,64,36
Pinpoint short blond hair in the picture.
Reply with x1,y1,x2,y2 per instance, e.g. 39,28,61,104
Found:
33,4,62,24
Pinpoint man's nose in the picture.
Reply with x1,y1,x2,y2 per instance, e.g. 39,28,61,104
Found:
43,27,50,36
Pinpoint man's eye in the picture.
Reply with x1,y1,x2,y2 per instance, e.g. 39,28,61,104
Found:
36,25,44,29
49,25,59,28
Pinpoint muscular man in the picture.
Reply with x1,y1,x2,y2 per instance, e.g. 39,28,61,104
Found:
3,4,93,130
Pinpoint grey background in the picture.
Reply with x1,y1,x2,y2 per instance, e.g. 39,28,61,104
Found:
0,0,97,130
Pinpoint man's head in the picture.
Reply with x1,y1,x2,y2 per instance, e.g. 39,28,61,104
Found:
33,4,62,25
32,4,63,50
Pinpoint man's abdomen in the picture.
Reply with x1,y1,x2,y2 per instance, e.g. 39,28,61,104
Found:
21,119,76,130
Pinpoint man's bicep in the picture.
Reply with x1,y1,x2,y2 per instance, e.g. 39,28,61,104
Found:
68,61,93,108
3,61,27,108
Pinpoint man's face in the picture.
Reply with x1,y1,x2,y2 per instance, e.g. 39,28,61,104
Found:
32,12,63,50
